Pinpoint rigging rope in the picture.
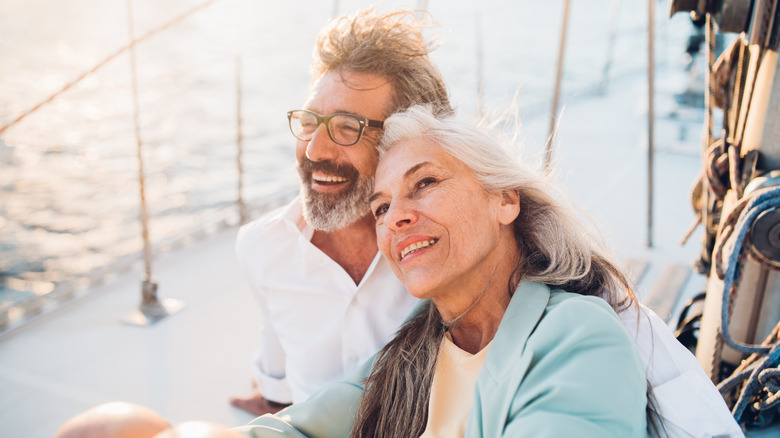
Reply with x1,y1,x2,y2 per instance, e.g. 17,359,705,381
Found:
691,3,780,424
718,328,780,423
714,186,780,422
0,0,218,137
716,188,780,345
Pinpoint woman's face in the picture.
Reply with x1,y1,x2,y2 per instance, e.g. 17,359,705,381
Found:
370,137,518,306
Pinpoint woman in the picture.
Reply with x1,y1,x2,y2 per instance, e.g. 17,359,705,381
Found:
237,105,648,437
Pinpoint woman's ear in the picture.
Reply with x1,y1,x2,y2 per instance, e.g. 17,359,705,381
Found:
497,190,521,225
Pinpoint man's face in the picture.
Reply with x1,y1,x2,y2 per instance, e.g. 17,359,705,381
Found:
296,70,395,231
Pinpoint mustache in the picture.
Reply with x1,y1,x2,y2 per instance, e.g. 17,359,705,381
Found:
299,156,360,180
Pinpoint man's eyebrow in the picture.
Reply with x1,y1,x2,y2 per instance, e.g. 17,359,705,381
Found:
306,106,361,116
369,161,432,204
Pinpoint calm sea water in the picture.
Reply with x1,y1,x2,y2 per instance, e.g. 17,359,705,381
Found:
0,0,694,306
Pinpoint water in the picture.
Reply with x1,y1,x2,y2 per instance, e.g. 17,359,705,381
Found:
0,0,695,309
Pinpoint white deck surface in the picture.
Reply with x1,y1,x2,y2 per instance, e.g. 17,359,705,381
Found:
0,227,259,436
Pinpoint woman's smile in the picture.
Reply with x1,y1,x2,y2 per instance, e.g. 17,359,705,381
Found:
397,237,439,261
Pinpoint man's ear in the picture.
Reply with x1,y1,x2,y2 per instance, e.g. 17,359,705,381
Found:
497,190,521,225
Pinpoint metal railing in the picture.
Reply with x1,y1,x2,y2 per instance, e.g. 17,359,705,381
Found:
0,0,297,332
0,0,689,333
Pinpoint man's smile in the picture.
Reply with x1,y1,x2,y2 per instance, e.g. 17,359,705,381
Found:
312,173,349,186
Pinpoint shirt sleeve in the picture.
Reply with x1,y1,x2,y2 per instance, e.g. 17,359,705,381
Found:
620,305,744,437
250,307,292,404
500,298,648,437
235,356,373,438
236,224,292,404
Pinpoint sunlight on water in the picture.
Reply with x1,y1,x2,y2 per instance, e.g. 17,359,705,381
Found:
0,0,695,309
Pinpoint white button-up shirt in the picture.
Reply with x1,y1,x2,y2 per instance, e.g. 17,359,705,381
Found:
619,304,743,437
236,198,418,404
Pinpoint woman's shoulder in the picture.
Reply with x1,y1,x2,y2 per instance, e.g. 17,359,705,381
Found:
546,289,619,322
488,286,647,437
531,289,635,351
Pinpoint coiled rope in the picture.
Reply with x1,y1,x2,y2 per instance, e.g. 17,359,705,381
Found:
715,187,780,353
718,328,780,424
714,186,780,422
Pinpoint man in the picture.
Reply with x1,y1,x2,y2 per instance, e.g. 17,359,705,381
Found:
229,8,452,415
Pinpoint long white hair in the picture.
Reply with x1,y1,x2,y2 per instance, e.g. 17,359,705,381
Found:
350,105,640,438
377,105,635,306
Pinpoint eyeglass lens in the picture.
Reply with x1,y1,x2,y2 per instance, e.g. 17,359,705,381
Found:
289,111,362,146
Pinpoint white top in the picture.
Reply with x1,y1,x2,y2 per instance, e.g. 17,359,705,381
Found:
420,333,490,438
235,197,419,404
618,304,744,438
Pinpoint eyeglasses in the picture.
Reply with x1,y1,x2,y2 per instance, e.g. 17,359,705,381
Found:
287,109,384,146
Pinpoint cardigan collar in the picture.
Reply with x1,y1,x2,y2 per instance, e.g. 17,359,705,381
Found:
480,280,551,381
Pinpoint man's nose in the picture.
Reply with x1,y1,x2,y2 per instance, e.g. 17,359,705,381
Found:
305,124,339,162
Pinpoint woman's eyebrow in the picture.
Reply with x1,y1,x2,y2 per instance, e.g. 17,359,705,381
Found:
369,161,432,204
403,161,431,180
368,191,383,204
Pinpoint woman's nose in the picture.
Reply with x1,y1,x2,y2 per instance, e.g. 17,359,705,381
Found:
305,124,338,161
385,202,417,231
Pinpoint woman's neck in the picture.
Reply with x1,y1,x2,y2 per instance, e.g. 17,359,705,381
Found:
440,247,520,354
447,293,509,354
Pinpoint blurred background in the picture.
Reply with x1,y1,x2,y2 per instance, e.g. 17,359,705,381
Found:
0,0,698,324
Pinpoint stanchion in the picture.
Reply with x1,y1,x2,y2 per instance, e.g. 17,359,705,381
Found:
544,0,571,174
122,0,184,326
236,56,248,225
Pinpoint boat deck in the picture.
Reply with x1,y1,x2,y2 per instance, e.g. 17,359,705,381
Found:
2,61,777,437
0,227,259,436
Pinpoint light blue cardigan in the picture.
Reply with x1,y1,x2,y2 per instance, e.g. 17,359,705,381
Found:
236,281,647,437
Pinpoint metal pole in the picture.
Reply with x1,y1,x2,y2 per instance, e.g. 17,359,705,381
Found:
647,0,655,248
544,0,571,174
600,0,623,93
705,13,715,152
236,56,248,225
126,0,154,287
123,0,184,325
475,13,484,119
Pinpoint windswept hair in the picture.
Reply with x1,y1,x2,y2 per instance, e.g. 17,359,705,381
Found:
350,105,640,438
312,8,452,116
377,105,636,307
378,106,636,311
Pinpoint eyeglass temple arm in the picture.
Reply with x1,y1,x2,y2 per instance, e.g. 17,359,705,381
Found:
366,119,384,129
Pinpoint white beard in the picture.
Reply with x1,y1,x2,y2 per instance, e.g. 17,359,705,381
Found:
299,173,374,232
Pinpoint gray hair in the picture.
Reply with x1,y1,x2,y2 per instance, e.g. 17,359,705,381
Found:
378,105,635,305
350,105,639,438
312,8,452,116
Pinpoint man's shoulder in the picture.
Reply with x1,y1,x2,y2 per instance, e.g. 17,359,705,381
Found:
236,199,303,258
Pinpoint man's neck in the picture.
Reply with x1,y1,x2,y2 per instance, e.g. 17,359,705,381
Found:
310,214,378,285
